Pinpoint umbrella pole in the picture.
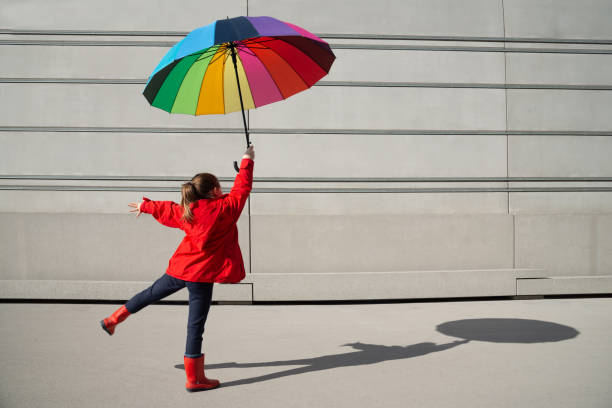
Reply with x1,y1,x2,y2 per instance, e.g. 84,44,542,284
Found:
229,43,250,173
229,43,251,148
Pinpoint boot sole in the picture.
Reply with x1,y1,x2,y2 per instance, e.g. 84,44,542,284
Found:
186,383,220,392
100,320,113,336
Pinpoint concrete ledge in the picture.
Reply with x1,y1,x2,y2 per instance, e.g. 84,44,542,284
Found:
0,280,253,302
514,268,548,278
5,271,609,302
250,269,519,301
517,276,612,295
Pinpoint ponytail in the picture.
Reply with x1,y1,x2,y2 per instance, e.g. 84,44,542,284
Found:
180,182,198,223
180,173,221,224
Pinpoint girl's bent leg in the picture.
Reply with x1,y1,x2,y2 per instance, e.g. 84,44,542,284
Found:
184,282,214,357
125,273,186,314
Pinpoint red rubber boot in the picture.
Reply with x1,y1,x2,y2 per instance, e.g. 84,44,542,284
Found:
100,305,130,335
184,354,220,392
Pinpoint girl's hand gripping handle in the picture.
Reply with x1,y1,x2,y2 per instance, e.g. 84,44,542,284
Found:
234,145,255,172
242,145,255,160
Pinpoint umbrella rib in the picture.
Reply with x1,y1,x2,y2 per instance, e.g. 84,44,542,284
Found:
242,42,285,102
241,37,279,46
197,48,221,60
233,46,257,111
247,39,309,91
209,45,229,65
220,45,227,113
235,43,257,57
241,42,273,52
194,45,219,115
237,45,270,51
238,38,278,50
208,52,226,65
223,50,232,62
239,39,278,52
231,44,260,109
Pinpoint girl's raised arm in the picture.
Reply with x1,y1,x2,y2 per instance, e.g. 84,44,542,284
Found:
224,146,254,221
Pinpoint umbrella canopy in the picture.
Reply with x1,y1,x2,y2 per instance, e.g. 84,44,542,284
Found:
143,16,335,117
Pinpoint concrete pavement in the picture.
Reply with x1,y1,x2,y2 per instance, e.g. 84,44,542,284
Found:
1,297,611,408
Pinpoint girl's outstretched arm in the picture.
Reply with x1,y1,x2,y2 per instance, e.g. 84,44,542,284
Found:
131,197,183,229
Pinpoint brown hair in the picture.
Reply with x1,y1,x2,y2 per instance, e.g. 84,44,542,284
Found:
180,173,221,223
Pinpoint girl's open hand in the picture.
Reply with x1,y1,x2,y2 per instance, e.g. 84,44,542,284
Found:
128,201,143,217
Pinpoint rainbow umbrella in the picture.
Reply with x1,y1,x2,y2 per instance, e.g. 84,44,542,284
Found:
143,16,336,153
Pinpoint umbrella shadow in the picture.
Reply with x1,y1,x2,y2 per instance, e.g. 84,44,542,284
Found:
436,318,580,343
175,339,469,388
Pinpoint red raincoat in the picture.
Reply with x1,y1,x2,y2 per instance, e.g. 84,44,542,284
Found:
140,158,254,283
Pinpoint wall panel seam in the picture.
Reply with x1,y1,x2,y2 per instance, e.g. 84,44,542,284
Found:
4,79,612,90
2,186,612,193
5,176,612,182
501,0,510,216
2,127,612,136
3,29,612,45
3,40,612,55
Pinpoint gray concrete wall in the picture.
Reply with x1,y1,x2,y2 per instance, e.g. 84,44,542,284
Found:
1,0,612,301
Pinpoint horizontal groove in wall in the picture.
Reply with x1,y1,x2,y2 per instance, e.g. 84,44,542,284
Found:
3,78,612,91
0,29,189,36
0,78,147,84
0,126,242,133
3,176,612,183
322,34,612,45
2,39,612,55
3,29,612,45
2,186,612,193
0,39,177,47
318,82,612,91
333,44,612,55
1,126,612,136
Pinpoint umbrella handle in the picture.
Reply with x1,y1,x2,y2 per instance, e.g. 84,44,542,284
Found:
233,161,240,173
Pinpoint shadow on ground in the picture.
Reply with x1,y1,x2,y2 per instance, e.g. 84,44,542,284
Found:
174,318,579,388
436,318,579,343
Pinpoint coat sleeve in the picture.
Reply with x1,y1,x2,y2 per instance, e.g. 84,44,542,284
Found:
140,197,184,229
223,158,254,222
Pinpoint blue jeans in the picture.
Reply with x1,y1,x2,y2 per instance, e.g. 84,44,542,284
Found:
125,273,214,358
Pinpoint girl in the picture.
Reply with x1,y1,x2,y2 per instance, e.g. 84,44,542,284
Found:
100,145,254,392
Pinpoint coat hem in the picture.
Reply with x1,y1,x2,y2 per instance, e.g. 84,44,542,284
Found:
164,270,245,284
